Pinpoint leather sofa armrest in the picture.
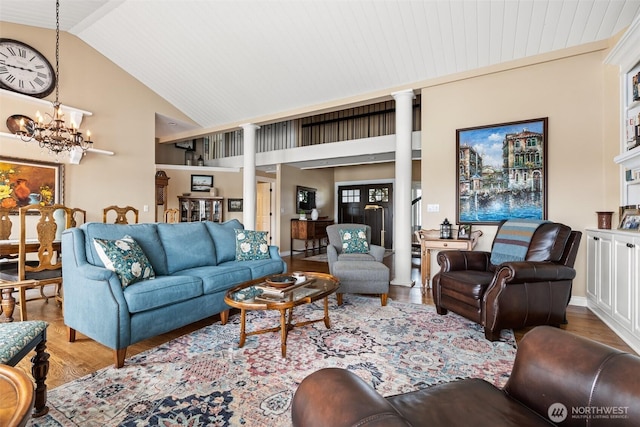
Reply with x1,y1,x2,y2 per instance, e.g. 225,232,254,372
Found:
436,250,491,272
292,368,410,427
493,262,576,284
504,326,640,424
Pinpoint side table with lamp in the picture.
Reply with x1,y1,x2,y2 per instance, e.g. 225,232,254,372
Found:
415,219,482,293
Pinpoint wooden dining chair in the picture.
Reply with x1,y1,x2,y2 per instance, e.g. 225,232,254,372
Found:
0,204,71,320
0,208,18,263
164,208,179,223
0,208,12,240
69,208,87,228
103,205,139,224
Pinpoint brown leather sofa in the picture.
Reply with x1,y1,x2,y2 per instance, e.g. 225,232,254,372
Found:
291,326,640,427
433,221,581,340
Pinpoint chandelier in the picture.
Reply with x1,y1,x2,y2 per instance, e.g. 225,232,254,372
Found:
17,0,93,157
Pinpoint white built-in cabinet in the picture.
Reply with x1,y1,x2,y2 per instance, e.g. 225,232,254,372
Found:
586,229,639,353
589,16,640,355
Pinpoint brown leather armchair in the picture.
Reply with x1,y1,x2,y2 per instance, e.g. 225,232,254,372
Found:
291,326,640,427
433,221,581,340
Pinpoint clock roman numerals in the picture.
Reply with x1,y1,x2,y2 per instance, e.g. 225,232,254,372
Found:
0,38,55,98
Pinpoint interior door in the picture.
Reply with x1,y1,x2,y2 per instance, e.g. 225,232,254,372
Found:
338,183,393,249
256,182,272,242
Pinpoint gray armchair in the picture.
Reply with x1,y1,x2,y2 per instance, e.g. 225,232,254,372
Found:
326,224,389,306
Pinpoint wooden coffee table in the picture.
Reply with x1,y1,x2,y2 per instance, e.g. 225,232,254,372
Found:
224,272,339,358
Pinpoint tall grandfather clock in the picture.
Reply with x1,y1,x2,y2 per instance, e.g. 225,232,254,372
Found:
155,170,170,221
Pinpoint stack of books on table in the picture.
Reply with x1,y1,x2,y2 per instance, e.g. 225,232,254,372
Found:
254,278,317,303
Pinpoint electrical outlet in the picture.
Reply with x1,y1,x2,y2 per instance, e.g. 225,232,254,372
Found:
427,204,439,212
143,205,149,212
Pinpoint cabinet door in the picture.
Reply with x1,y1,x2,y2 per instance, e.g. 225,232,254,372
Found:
598,234,613,313
613,234,636,332
586,233,599,300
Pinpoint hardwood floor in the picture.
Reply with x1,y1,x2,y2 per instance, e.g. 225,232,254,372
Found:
11,253,636,390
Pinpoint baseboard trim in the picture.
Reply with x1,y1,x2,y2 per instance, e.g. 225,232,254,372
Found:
569,296,588,307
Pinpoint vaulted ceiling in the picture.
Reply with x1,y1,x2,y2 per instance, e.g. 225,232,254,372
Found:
2,0,640,141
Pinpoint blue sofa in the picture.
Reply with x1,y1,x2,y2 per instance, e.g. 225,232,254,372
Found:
62,219,286,368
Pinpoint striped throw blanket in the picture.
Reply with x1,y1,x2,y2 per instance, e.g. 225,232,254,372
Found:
490,219,548,265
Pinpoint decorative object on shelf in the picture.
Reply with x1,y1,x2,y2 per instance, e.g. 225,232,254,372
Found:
596,211,614,230
209,187,218,197
618,206,640,230
190,174,213,192
457,223,472,239
299,210,306,220
457,118,548,224
12,0,94,158
184,150,194,166
0,39,55,98
310,208,319,220
0,156,63,209
364,204,385,246
228,198,243,212
6,115,35,136
196,155,204,166
175,140,195,150
440,218,452,239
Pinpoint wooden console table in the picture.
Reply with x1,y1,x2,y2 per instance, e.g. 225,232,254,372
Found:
290,219,334,257
415,229,483,293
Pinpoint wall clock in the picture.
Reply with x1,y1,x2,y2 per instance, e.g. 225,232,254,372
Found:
0,38,56,98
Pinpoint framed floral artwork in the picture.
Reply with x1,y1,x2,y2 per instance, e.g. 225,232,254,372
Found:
0,156,64,211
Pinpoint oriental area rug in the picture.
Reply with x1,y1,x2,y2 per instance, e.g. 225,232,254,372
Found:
29,296,516,427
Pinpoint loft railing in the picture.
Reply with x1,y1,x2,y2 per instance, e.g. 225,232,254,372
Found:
202,95,421,160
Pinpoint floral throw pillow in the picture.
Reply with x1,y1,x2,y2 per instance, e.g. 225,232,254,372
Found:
93,235,155,287
339,228,370,253
235,229,270,261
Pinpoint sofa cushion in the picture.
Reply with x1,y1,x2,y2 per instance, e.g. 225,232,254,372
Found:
235,229,270,261
82,222,169,276
205,219,244,264
386,378,552,427
123,275,203,313
93,235,155,287
220,258,285,279
339,228,369,254
176,265,252,294
157,222,217,273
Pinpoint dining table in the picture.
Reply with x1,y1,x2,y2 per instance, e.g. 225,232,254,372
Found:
0,239,62,257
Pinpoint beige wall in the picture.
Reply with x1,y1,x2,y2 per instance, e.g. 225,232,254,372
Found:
278,164,335,252
0,23,194,223
420,47,621,299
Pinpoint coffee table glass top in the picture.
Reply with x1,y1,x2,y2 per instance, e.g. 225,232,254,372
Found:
226,272,339,308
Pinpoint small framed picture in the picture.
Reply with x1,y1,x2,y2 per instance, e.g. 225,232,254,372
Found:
191,175,213,192
228,198,243,212
457,224,471,239
619,208,640,230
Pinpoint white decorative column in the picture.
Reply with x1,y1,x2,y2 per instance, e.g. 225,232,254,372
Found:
241,123,260,229
391,89,415,286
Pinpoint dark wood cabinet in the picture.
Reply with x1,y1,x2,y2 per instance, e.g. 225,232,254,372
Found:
178,196,223,223
290,218,334,257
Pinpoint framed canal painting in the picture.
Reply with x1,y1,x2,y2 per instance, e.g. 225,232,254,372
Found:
456,117,548,225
